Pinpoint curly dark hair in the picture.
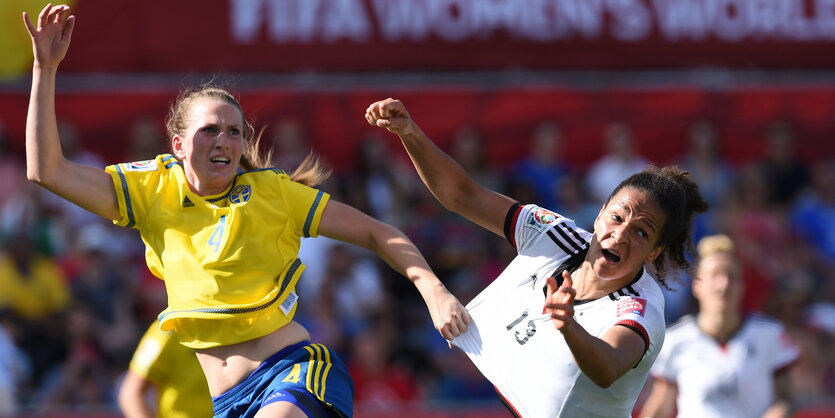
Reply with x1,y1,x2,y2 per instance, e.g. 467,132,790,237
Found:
606,165,709,288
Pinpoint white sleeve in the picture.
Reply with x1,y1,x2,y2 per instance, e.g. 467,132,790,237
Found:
767,322,800,371
610,291,666,365
506,204,590,257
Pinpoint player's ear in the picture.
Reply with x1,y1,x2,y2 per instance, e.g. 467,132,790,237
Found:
645,245,665,264
593,204,606,226
172,135,186,160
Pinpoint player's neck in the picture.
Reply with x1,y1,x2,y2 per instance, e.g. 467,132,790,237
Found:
575,264,630,301
697,309,742,343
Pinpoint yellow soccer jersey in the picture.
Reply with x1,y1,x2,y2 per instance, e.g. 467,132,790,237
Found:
106,154,330,348
129,322,212,418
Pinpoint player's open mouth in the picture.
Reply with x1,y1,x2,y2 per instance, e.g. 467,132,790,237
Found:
602,249,621,263
210,157,230,165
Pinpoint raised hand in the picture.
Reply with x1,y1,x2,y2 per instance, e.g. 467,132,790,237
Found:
544,270,577,332
23,4,76,69
365,98,415,136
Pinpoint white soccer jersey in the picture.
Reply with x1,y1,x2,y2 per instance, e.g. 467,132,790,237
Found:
650,314,799,418
452,204,666,418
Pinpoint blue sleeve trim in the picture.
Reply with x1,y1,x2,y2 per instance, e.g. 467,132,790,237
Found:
115,164,136,228
302,190,324,238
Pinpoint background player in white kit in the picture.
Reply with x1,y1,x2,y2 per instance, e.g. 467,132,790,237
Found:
366,98,709,417
640,234,799,418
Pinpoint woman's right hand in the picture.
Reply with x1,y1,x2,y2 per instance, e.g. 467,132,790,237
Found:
23,4,75,69
365,98,417,136
424,284,472,341
544,270,577,332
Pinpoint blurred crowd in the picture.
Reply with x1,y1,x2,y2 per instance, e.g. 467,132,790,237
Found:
0,114,833,416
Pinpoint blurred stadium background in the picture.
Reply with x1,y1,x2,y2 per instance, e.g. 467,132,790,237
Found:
1,0,835,416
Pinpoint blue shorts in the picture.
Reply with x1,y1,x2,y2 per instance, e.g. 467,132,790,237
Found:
212,341,353,417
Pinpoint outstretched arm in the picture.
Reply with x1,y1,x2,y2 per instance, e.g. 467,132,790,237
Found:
762,368,794,418
366,98,516,237
639,378,677,418
318,200,471,340
24,4,120,221
544,271,647,388
117,369,155,418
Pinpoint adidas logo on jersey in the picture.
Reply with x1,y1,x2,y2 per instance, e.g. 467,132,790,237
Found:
183,196,194,207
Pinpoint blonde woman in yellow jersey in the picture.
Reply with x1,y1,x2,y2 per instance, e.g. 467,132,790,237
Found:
24,5,471,417
119,322,213,418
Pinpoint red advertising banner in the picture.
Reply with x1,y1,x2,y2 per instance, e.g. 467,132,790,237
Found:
6,0,835,76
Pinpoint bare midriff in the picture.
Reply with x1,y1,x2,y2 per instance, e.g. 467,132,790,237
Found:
195,320,311,397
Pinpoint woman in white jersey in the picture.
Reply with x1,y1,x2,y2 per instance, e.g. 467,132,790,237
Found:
24,7,470,417
640,234,798,418
366,99,709,417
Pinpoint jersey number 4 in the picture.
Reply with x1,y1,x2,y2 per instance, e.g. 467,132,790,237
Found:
506,310,536,345
209,215,228,253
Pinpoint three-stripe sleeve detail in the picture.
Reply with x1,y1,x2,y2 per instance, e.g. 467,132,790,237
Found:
608,285,642,301
561,222,587,248
162,155,181,169
546,220,588,256
607,268,645,300
546,230,573,255
557,223,587,252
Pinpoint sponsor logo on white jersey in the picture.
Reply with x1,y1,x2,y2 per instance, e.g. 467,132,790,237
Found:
617,297,647,317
